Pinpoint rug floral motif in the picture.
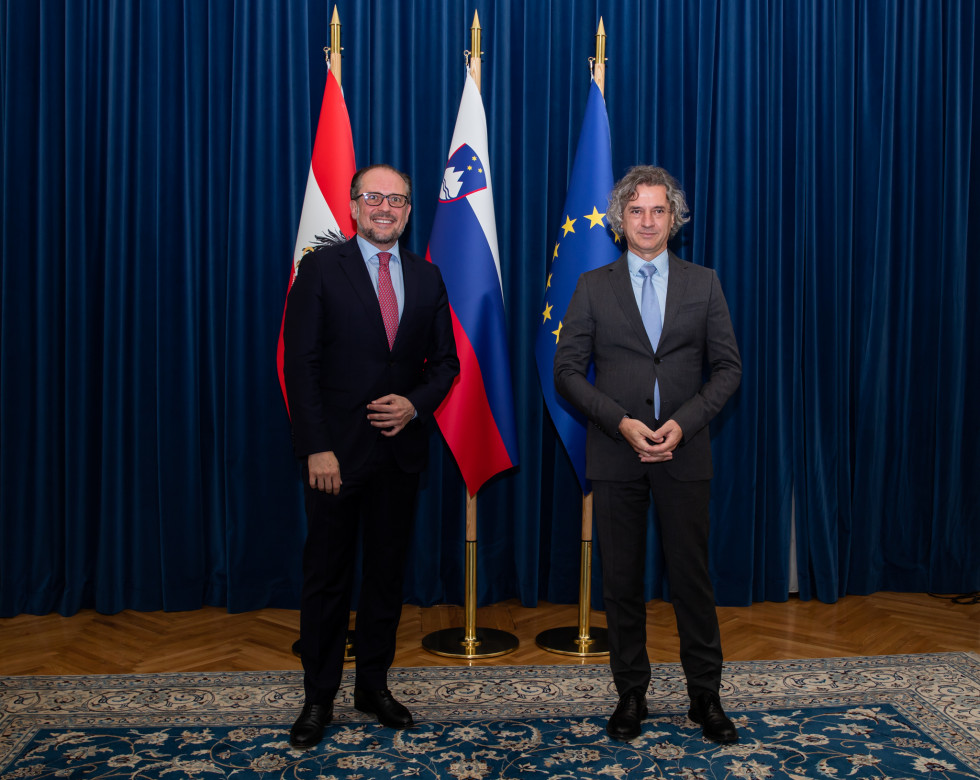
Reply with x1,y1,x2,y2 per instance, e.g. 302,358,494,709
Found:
1,653,978,778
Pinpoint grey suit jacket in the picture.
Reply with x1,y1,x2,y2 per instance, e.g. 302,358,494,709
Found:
554,251,741,482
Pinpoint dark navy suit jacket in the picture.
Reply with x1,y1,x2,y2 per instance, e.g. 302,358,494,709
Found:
283,237,459,476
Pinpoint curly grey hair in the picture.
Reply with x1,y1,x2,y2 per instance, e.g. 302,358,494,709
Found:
606,166,690,238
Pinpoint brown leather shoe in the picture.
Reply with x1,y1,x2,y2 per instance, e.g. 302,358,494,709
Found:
606,687,648,740
289,702,333,749
688,691,738,743
354,687,414,729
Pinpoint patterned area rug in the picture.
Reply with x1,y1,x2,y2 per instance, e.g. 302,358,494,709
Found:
2,653,978,778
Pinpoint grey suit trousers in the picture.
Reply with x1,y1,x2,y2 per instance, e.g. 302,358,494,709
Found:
593,468,722,698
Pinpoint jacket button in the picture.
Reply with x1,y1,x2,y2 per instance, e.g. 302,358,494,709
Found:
654,357,661,364
645,398,653,406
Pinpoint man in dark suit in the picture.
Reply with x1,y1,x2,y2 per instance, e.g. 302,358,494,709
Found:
283,164,459,749
554,165,742,743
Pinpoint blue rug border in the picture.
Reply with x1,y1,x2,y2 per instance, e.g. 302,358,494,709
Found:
3,652,979,774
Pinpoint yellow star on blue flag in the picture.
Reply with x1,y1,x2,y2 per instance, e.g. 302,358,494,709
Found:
585,207,606,228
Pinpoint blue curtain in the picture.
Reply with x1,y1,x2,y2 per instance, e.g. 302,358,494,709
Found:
1,0,976,617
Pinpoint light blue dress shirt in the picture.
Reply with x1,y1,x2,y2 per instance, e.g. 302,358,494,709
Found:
357,235,405,319
627,249,669,331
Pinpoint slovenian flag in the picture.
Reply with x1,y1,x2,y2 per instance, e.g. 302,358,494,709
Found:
534,79,620,491
428,73,519,495
277,69,356,416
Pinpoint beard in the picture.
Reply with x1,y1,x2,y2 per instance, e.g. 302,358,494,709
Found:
358,210,405,246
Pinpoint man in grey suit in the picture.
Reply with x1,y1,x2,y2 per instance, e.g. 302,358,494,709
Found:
554,165,741,743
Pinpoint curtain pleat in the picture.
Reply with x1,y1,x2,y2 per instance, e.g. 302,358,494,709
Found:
1,0,976,617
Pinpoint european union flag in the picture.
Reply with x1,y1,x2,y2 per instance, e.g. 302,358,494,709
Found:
534,79,620,492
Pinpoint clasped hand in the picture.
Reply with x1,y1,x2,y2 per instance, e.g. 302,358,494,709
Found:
618,417,683,463
366,394,415,437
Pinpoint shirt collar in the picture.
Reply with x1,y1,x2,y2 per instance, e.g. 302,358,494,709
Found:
627,249,669,278
356,234,401,264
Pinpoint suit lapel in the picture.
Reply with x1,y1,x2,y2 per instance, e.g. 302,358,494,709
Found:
607,254,655,356
661,251,690,345
664,251,688,330
395,251,421,351
337,238,390,349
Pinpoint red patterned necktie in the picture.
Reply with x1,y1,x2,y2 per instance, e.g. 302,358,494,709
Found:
377,252,399,349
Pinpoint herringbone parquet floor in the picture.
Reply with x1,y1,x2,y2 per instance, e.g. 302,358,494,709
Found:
0,592,977,676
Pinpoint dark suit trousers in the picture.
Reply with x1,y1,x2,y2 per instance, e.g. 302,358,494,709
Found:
299,441,419,704
593,468,723,699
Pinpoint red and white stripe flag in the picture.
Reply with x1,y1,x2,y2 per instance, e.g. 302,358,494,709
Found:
277,69,356,415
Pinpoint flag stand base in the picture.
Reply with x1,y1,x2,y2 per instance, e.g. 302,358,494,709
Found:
535,625,609,657
422,626,518,659
535,532,610,658
422,533,518,659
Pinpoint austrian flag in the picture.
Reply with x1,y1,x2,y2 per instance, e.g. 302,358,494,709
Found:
277,69,356,416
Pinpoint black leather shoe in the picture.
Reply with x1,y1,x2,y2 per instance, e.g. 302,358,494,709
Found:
354,687,414,729
688,691,738,743
606,687,648,740
289,702,333,749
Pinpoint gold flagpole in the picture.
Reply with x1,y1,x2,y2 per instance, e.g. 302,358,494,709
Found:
292,4,356,665
468,10,482,91
328,6,343,84
536,19,611,658
330,4,355,663
422,11,517,659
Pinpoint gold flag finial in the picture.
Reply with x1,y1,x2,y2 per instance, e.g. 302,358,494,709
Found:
594,18,607,96
329,5,342,86
469,10,483,91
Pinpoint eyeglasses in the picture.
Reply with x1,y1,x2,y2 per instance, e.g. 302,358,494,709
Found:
358,192,410,209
